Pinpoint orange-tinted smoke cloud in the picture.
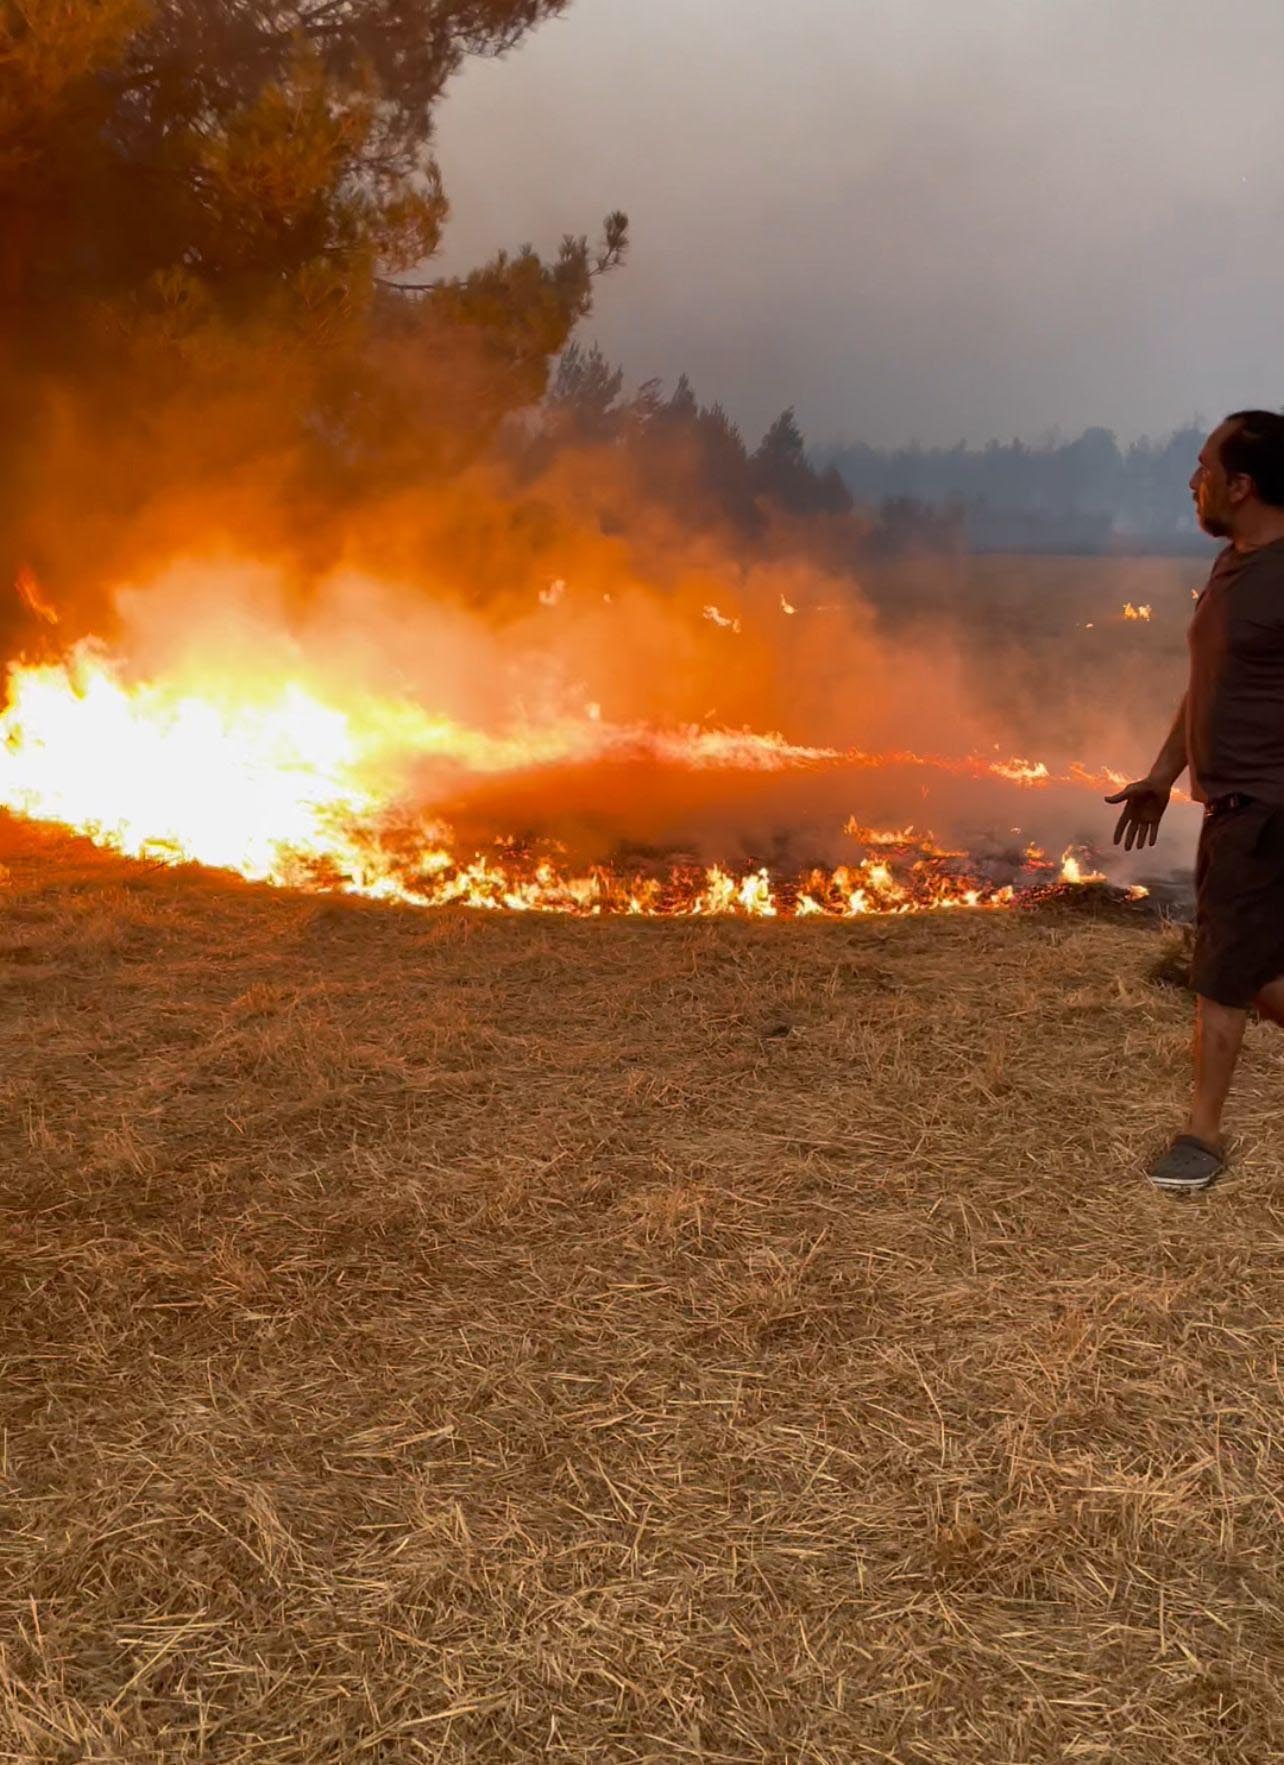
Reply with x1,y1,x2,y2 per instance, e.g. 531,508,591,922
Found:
1,323,1187,887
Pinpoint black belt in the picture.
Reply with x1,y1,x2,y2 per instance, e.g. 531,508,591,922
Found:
1205,792,1261,817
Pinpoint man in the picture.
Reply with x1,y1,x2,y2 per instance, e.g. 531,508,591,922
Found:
1107,410,1284,1193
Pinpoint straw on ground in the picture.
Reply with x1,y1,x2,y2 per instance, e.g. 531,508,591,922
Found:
2,815,1283,1763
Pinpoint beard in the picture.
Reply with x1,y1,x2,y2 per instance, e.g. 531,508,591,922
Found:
1196,500,1231,538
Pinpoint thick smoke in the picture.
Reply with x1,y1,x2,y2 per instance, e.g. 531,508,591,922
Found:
0,1,1201,889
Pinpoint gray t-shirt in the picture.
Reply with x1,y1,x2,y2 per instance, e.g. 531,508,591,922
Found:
1187,539,1284,805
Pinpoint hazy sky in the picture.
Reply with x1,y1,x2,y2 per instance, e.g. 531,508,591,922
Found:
435,0,1284,449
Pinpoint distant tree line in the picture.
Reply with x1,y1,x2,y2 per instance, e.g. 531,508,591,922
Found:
533,345,938,564
821,425,1212,553
539,350,1219,558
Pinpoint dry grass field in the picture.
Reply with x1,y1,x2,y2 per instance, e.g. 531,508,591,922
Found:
4,812,1284,1762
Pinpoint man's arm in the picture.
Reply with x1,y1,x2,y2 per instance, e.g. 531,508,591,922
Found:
1104,694,1186,851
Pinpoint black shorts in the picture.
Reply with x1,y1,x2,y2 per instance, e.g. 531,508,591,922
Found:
1192,796,1284,1008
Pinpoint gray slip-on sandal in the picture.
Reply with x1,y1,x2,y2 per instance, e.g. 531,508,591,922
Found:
1149,1134,1225,1193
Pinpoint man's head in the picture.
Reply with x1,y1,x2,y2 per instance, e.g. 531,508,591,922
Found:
1191,410,1284,540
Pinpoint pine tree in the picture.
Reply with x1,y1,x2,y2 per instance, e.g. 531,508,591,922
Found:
754,407,808,476
665,373,698,421
753,406,831,515
550,342,626,428
0,1,578,327
0,0,627,600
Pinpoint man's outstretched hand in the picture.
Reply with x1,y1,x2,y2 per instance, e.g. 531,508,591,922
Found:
1105,777,1171,850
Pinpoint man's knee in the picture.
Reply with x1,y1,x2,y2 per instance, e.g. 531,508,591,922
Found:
1196,993,1250,1025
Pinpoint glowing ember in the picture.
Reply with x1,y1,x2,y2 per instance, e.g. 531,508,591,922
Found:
0,644,1133,919
702,604,742,633
14,568,59,626
1122,602,1152,621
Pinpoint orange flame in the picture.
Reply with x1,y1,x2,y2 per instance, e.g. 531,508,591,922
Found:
14,567,59,626
1058,847,1105,886
0,644,1130,919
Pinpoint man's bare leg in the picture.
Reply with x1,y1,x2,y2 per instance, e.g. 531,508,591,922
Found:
1254,975,1284,1027
1187,995,1248,1149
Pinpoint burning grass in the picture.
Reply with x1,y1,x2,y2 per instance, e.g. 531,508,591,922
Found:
0,632,1136,917
3,814,1284,1762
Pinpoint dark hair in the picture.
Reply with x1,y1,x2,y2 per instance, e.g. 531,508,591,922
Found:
1220,410,1284,508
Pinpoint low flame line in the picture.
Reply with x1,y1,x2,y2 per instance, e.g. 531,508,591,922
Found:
0,646,1143,919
